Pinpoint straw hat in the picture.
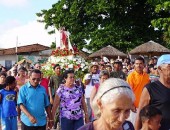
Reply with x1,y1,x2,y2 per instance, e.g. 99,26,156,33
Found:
89,62,99,71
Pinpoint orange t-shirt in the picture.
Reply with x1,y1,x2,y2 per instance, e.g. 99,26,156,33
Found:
127,70,150,108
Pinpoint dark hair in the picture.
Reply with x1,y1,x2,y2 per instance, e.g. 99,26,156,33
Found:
0,72,7,77
124,58,131,63
63,69,74,79
99,70,110,78
18,66,27,72
29,69,41,76
135,57,145,64
1,66,7,71
53,64,60,70
148,64,154,69
100,64,105,67
114,61,122,65
5,76,16,86
13,69,17,73
122,67,128,71
140,105,162,122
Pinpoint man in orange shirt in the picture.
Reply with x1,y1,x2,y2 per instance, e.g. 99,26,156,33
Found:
127,57,150,124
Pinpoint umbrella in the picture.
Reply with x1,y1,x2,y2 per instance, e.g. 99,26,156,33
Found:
17,59,32,65
129,40,170,56
78,50,89,60
89,45,127,59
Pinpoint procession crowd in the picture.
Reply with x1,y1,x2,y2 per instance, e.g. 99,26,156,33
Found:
0,54,170,130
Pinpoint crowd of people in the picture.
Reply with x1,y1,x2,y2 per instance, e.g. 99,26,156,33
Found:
0,54,170,130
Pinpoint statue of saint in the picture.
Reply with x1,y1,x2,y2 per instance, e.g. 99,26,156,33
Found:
60,27,68,49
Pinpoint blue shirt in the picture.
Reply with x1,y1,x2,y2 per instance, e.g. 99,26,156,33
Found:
0,89,17,118
17,82,50,126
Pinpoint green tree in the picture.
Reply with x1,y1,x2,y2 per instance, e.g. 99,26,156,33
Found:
37,0,164,53
50,42,56,49
151,1,170,45
18,55,24,61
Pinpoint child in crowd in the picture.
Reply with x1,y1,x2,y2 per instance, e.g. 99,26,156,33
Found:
0,76,18,130
140,105,162,130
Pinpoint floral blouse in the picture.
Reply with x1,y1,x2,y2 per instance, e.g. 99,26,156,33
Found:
57,84,84,120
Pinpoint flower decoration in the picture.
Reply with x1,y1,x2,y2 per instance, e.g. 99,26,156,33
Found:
42,48,89,79
51,47,79,57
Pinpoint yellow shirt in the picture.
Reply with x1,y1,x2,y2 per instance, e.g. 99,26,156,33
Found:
127,70,150,108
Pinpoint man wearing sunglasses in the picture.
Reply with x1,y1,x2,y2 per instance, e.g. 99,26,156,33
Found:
17,69,53,130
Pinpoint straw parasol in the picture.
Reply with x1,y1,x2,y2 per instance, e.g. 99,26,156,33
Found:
78,50,90,60
129,40,170,57
89,45,127,59
17,59,32,65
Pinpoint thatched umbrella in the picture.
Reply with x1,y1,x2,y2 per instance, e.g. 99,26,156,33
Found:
89,45,127,59
17,59,32,65
78,50,90,60
130,40,170,57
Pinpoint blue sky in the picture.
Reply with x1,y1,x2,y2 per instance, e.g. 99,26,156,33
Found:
0,0,60,48
0,0,57,24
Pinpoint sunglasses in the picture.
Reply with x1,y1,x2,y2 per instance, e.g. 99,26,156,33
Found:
32,78,41,81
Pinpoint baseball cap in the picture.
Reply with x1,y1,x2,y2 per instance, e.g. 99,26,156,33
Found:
157,54,170,67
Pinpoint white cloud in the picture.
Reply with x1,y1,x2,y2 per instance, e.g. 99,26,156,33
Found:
0,20,21,35
0,21,60,49
0,0,28,7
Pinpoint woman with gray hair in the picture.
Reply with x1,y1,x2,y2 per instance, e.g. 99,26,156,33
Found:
78,78,135,130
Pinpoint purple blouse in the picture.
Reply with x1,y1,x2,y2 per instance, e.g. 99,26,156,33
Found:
57,84,83,120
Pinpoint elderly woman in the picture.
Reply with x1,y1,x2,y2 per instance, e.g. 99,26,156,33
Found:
52,70,89,130
78,78,135,130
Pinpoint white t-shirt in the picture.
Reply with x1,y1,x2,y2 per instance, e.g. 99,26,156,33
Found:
84,73,99,98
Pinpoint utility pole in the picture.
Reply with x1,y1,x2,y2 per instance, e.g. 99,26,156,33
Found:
16,36,18,62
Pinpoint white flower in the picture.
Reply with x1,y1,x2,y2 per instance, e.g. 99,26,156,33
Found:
68,64,73,68
60,64,64,69
84,66,88,70
76,61,81,64
78,58,82,62
85,62,89,65
60,58,65,62
81,63,85,68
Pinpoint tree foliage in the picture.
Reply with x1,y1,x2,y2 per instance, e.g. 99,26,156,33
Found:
37,0,165,53
50,42,56,49
151,1,170,45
